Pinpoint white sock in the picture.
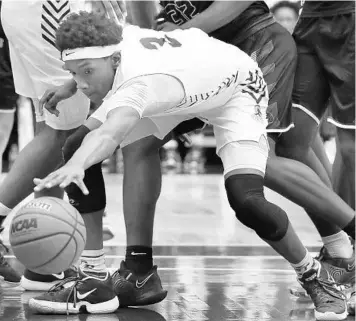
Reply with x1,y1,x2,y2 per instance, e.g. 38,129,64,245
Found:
291,250,315,278
322,231,353,259
80,249,107,273
0,203,11,218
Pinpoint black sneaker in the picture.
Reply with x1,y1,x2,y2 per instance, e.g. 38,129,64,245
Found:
0,228,21,288
21,267,78,291
29,265,119,314
299,260,347,321
112,261,167,307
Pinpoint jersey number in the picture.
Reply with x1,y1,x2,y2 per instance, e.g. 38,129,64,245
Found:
140,36,182,50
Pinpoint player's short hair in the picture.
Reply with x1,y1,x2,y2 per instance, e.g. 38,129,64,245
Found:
271,1,300,17
56,11,123,51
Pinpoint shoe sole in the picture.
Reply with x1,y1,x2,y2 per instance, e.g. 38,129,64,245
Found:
0,276,21,289
120,290,168,307
314,303,348,321
29,296,119,314
20,276,61,291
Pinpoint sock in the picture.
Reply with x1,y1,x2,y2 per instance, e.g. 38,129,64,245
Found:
343,217,355,241
322,230,353,258
290,250,315,279
125,246,153,275
80,249,107,274
0,203,11,226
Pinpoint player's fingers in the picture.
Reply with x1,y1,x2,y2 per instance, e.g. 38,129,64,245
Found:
45,96,61,117
44,174,67,189
59,175,76,189
73,178,89,195
110,1,126,24
39,91,55,116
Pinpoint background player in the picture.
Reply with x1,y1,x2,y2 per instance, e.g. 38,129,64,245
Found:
34,12,348,320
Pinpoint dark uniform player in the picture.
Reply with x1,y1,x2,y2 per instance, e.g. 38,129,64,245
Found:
291,0,355,208
289,1,355,313
0,1,17,173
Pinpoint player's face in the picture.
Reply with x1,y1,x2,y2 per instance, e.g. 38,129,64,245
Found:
273,7,298,34
64,57,116,104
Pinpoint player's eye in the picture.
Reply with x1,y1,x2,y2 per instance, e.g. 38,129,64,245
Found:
84,69,92,75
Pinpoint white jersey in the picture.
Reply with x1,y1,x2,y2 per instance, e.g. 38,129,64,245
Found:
105,26,265,118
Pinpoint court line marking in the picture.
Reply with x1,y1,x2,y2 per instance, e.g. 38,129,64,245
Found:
4,254,318,260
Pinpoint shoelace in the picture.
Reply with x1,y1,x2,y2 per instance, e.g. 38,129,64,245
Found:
306,276,347,304
47,273,83,315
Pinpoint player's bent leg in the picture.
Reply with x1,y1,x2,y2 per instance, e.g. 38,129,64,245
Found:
312,132,332,181
0,110,15,173
112,135,169,307
220,139,347,320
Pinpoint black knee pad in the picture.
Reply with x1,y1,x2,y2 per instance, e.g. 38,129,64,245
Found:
225,174,289,241
62,126,106,214
172,118,205,136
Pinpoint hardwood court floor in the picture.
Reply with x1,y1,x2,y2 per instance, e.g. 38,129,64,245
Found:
1,174,353,321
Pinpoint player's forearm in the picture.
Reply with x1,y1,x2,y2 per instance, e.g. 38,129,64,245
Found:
180,1,254,33
67,129,120,170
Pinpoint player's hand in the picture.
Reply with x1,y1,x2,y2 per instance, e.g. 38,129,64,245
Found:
156,21,181,32
33,165,88,195
39,80,77,117
91,1,126,25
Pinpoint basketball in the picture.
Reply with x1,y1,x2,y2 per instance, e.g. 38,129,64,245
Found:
9,197,86,274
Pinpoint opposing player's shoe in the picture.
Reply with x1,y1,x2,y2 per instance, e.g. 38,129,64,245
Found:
29,265,119,314
290,247,355,299
21,267,78,291
112,261,167,307
299,260,347,320
0,227,21,288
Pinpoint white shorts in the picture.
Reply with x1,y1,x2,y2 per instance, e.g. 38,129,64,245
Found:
1,0,89,130
121,88,269,175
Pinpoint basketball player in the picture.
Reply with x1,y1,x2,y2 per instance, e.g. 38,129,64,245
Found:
155,0,355,303
0,0,105,291
41,0,355,312
288,0,355,313
33,12,348,319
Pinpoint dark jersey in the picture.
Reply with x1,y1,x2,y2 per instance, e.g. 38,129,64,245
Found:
300,1,355,17
0,2,16,99
159,1,274,43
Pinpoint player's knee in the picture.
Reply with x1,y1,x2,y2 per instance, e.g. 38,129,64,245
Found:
62,125,91,162
65,162,106,214
225,174,289,241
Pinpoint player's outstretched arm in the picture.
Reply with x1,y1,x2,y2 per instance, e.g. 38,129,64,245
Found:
33,106,140,194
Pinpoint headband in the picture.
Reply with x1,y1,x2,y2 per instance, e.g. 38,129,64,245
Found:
61,44,121,61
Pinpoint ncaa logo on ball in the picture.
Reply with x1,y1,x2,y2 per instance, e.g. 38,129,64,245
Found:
11,218,38,233
25,201,52,211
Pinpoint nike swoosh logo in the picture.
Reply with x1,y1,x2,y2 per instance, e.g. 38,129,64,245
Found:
65,51,76,56
52,272,65,280
136,273,154,289
131,252,147,256
77,288,97,300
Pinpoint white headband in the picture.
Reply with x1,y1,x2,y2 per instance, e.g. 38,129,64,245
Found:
61,44,121,61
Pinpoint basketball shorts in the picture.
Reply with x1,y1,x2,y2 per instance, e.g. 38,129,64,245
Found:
0,84,17,113
121,70,269,176
235,22,297,136
292,13,355,129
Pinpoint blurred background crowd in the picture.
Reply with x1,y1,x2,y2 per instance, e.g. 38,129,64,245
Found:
0,0,336,175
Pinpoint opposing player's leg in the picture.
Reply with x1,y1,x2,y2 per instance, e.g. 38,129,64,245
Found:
0,108,15,174
209,92,347,320
29,125,119,314
312,131,332,181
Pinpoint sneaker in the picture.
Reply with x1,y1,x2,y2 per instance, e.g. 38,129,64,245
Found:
21,267,78,291
290,247,355,299
0,228,21,288
299,260,347,321
29,265,119,314
112,261,167,307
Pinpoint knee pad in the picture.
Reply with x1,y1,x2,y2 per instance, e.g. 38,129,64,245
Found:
63,126,106,214
225,174,289,241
